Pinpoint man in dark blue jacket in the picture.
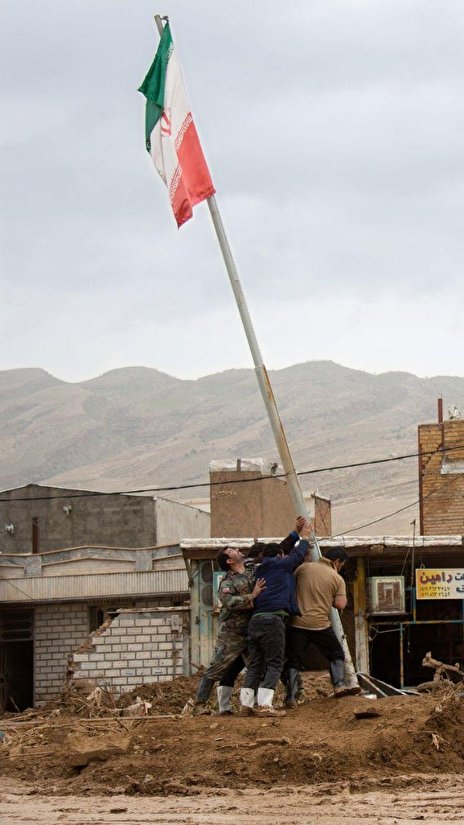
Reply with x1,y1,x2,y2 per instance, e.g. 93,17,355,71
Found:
240,520,312,717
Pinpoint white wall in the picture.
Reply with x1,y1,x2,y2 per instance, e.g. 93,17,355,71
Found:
155,497,210,545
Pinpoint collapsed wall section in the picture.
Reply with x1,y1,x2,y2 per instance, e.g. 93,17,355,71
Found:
67,607,190,694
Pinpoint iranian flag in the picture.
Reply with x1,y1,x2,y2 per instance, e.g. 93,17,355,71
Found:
138,23,215,228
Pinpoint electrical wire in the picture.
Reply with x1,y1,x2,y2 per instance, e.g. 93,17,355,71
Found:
333,471,462,536
1,441,464,502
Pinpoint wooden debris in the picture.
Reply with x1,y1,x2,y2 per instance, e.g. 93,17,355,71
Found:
422,652,464,682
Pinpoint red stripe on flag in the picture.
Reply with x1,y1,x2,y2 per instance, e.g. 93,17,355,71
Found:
169,115,215,227
177,117,215,204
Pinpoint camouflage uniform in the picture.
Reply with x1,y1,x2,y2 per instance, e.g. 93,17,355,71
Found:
195,567,255,704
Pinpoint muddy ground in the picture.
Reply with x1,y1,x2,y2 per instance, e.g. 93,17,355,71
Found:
2,774,464,824
1,675,464,823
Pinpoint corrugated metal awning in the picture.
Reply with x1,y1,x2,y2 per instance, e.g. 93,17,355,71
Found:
0,569,189,603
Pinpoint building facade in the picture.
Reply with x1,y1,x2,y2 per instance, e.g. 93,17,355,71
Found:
209,458,331,538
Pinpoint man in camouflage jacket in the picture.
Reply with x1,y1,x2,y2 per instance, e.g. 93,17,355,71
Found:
194,547,265,714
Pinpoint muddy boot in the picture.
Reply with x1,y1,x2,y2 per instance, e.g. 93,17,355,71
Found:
333,684,362,698
194,675,215,714
193,702,212,716
239,687,255,716
330,660,361,698
255,687,286,717
217,685,234,715
284,668,300,709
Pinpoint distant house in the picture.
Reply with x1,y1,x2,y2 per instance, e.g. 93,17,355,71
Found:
0,483,210,554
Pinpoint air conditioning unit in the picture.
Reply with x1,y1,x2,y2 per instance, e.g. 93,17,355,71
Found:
369,576,406,614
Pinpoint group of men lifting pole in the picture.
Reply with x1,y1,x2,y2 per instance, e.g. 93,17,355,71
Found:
194,516,360,717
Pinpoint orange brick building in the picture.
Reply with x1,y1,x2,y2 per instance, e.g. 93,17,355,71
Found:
418,405,464,535
209,458,331,538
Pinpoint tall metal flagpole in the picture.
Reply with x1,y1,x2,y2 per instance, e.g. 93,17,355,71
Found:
154,15,359,689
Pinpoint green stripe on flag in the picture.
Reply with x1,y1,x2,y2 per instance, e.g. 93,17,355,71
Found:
138,23,173,151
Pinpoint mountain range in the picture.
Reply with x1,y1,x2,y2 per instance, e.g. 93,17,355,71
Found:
2,361,464,535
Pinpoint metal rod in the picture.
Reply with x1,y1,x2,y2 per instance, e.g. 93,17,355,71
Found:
370,618,464,626
353,557,369,673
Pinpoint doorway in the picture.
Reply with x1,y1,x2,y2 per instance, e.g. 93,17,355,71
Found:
0,610,34,712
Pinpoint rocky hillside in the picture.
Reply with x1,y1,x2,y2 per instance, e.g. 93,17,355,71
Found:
1,362,463,534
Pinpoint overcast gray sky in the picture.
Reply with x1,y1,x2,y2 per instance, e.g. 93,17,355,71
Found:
1,0,463,382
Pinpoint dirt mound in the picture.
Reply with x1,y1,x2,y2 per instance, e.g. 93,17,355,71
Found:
1,677,463,797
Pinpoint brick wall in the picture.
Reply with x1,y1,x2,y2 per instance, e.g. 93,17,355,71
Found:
34,603,89,705
419,420,464,534
68,607,190,694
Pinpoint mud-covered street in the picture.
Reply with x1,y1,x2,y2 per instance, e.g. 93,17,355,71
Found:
2,775,464,825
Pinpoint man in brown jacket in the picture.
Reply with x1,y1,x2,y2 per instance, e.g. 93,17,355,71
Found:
284,547,360,706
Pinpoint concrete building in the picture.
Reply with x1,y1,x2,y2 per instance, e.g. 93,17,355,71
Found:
209,458,331,538
0,484,210,554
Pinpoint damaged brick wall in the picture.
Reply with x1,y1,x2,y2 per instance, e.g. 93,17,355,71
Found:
67,607,190,694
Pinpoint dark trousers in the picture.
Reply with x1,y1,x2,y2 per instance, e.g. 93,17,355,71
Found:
195,629,247,703
219,654,246,687
285,625,344,683
244,614,286,691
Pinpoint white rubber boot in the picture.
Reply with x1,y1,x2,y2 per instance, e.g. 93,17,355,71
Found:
217,685,234,715
256,687,286,717
239,687,255,716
